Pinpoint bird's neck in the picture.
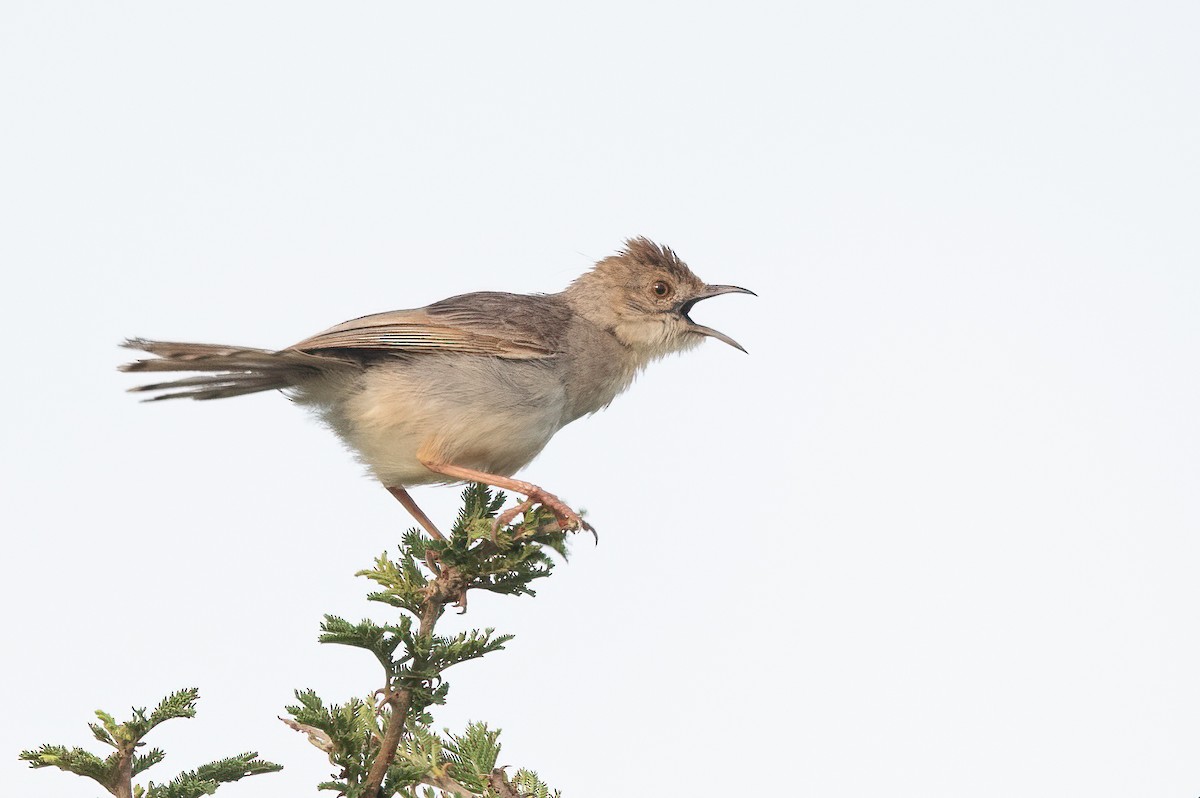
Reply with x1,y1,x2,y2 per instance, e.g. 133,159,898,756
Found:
558,302,649,424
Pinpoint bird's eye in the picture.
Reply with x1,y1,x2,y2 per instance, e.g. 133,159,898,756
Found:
652,281,672,298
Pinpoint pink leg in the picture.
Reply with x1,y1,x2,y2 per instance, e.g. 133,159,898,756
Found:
418,460,592,535
387,485,446,541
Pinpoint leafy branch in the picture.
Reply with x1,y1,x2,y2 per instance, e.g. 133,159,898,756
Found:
19,485,569,797
19,688,281,798
282,483,567,797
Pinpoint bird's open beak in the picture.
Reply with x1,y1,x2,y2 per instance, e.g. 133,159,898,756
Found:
679,284,756,353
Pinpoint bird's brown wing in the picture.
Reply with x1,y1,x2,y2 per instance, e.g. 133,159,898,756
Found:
287,292,571,360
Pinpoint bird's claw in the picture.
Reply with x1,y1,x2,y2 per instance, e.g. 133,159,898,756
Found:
492,487,597,543
550,508,596,543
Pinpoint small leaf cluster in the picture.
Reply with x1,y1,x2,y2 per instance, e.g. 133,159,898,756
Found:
282,690,393,796
318,615,513,717
282,691,561,798
19,688,281,797
394,720,561,798
505,769,563,798
142,753,284,798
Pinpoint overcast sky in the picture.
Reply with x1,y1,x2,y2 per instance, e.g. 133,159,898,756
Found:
2,2,1198,797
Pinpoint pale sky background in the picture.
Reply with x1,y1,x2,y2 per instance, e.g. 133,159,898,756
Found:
2,2,1198,796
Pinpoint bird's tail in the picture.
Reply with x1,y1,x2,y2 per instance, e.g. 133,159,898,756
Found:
119,338,342,401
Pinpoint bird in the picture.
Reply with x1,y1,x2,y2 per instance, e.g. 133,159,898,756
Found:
120,237,753,540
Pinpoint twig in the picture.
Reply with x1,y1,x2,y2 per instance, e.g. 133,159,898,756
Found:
361,572,448,798
113,746,134,798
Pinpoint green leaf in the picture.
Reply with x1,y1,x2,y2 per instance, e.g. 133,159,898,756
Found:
148,688,201,729
133,747,167,776
19,744,115,786
144,753,282,798
510,767,563,798
319,615,412,674
125,688,200,742
425,628,515,672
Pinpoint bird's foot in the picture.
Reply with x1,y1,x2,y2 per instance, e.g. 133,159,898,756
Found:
492,486,596,543
492,497,535,542
414,459,598,543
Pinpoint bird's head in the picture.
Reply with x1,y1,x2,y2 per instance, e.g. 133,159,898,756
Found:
566,237,754,362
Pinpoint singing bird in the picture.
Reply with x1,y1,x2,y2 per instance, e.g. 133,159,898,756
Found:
121,237,753,539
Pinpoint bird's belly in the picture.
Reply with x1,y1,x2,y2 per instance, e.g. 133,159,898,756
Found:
308,356,566,487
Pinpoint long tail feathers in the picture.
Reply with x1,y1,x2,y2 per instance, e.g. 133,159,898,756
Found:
120,338,334,401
